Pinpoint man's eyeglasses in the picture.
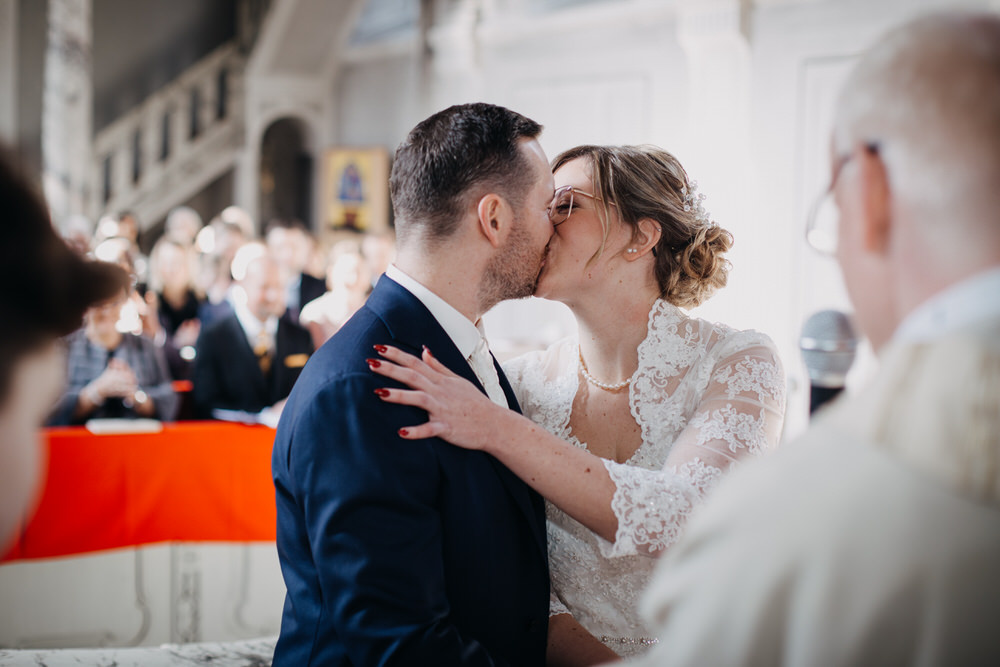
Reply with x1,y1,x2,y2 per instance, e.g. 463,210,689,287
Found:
547,185,613,226
805,142,880,256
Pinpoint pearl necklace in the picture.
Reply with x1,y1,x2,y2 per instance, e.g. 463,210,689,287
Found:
578,349,631,392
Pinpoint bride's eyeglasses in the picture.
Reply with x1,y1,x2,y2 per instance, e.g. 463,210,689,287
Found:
547,186,614,226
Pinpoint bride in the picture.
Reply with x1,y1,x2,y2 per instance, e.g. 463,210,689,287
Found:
370,144,786,663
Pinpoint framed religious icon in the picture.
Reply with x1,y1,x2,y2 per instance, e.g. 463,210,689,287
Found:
322,147,390,235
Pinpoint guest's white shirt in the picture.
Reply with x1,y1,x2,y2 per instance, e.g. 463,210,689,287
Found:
894,267,1000,343
232,293,278,349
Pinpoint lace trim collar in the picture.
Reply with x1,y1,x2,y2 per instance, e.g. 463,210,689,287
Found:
570,299,688,467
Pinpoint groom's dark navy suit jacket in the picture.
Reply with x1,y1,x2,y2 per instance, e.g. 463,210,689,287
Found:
272,276,549,666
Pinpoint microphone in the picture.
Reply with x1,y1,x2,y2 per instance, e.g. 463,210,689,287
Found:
799,310,858,415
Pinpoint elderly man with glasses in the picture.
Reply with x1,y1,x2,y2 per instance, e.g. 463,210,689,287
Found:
621,11,1000,666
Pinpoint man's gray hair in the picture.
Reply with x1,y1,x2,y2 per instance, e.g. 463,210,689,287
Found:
834,12,1000,237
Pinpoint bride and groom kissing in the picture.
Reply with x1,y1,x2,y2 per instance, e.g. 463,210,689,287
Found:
270,102,785,665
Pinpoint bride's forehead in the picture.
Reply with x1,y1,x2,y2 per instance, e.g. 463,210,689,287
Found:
553,158,594,190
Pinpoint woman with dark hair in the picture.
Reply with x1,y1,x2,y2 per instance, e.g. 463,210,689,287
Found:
0,146,128,547
370,145,786,662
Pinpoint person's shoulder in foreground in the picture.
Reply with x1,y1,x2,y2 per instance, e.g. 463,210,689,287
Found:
0,145,127,547
625,11,1000,667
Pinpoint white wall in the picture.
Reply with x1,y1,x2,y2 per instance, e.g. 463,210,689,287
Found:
333,0,1000,438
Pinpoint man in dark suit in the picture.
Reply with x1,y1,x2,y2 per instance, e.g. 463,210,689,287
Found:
266,219,327,325
193,243,313,422
271,103,557,666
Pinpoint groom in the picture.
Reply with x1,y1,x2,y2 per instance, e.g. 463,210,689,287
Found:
272,103,555,666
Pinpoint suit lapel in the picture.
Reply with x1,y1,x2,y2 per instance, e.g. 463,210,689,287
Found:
489,352,549,558
366,278,548,560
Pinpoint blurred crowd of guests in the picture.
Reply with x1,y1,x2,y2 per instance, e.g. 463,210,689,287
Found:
46,205,395,427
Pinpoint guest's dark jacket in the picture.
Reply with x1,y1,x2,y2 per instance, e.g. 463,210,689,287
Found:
286,272,326,325
192,312,312,418
299,273,326,312
271,276,549,666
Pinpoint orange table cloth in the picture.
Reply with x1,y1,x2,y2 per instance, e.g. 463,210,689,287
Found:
2,421,277,562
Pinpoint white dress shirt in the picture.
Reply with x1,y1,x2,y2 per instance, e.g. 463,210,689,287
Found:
894,266,1000,343
385,264,507,407
232,291,279,350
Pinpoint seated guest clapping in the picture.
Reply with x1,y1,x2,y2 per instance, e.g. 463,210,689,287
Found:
192,243,313,423
48,286,179,425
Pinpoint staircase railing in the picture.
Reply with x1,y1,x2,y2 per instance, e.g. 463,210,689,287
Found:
90,42,246,227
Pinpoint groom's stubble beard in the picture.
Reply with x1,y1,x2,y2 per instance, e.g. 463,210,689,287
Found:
477,212,548,313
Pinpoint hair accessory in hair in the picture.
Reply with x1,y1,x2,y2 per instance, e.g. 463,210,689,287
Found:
679,180,712,229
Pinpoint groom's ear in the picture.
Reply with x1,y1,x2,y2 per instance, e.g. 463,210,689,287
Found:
476,193,512,249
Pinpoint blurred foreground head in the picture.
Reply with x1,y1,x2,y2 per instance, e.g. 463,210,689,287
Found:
0,147,128,547
831,12,1000,350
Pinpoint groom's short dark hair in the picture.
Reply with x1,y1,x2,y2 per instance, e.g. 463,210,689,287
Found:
389,103,542,244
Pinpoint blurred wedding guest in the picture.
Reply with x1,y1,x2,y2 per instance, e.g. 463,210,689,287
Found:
627,12,1000,666
265,219,325,324
104,210,149,287
47,283,179,426
92,236,154,336
164,205,203,247
59,213,94,255
220,204,256,239
148,238,203,380
115,210,141,246
194,215,249,326
0,145,126,546
192,243,313,422
361,228,395,288
300,239,372,349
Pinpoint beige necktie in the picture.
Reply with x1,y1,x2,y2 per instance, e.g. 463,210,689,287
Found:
254,330,273,375
468,337,508,408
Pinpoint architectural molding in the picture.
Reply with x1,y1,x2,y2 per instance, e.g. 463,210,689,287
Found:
89,42,245,227
0,0,17,143
478,0,679,47
42,0,93,226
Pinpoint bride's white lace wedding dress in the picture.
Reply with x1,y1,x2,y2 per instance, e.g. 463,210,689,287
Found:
503,300,786,657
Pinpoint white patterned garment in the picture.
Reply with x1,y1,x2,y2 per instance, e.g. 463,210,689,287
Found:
503,300,785,656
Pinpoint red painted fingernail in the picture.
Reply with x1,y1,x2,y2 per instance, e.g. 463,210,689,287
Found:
374,388,390,397
374,344,388,354
366,358,381,368
422,345,430,354
398,428,409,437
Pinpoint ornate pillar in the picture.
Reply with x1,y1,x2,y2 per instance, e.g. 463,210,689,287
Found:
424,0,484,112
0,0,17,143
674,0,753,322
42,0,92,225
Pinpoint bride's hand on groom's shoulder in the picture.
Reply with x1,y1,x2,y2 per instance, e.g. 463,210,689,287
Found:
367,345,501,451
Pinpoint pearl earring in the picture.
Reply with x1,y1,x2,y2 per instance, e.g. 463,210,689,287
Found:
626,248,638,254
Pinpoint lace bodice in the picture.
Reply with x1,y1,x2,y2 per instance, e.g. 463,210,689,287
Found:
503,300,785,655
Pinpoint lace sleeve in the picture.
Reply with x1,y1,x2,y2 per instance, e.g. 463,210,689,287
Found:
549,590,571,617
601,340,785,558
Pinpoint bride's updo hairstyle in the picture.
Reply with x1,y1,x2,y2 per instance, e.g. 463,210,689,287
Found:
551,144,733,309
